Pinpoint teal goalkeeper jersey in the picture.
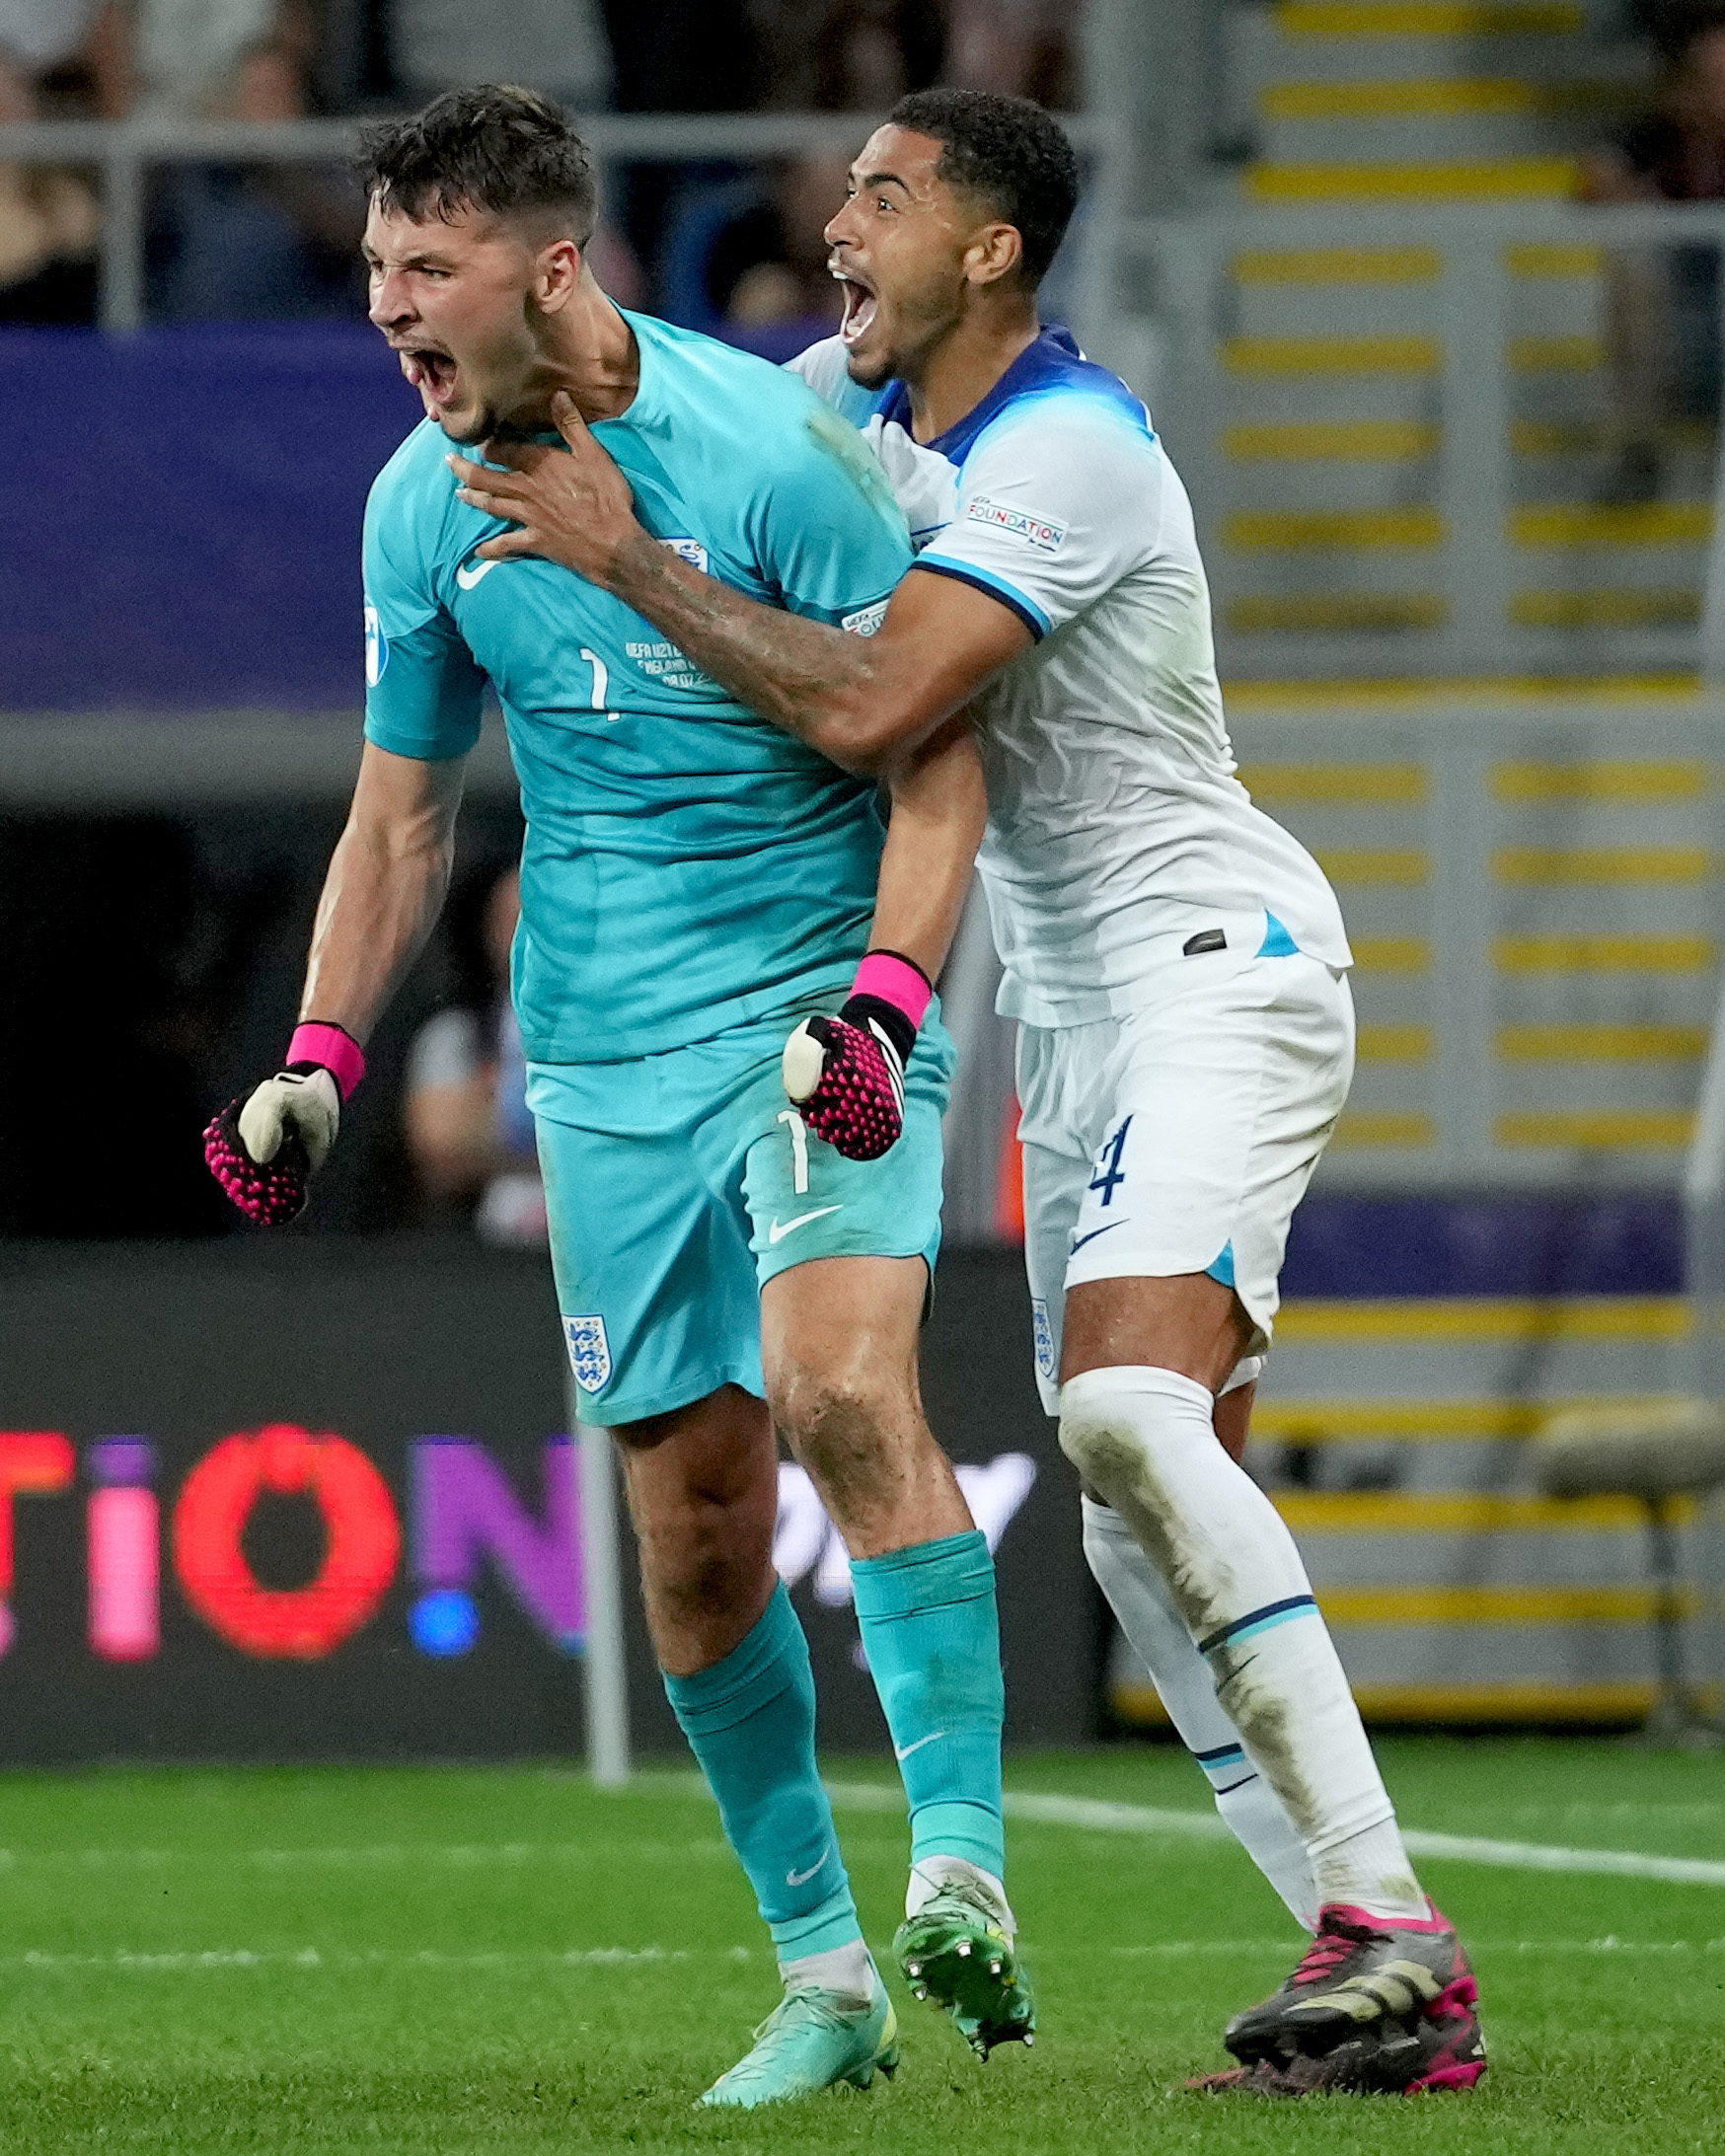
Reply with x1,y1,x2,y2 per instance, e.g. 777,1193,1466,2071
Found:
361,308,911,1064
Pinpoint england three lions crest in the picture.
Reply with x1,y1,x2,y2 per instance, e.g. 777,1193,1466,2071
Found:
1030,1298,1056,1383
563,1313,612,1392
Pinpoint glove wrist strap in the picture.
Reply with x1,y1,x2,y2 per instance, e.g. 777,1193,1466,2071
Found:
851,949,932,1031
287,1021,365,1102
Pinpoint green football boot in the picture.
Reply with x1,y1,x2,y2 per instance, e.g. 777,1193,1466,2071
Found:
699,1980,899,2109
893,1881,1036,2060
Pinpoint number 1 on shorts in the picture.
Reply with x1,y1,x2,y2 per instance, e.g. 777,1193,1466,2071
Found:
778,1108,810,1196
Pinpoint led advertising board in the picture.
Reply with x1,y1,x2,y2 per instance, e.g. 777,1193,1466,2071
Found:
0,1242,1091,1761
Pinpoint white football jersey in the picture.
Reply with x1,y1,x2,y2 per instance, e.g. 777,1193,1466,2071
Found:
789,331,1351,1026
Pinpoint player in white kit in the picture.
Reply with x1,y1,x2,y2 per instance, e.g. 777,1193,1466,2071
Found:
450,89,1484,2097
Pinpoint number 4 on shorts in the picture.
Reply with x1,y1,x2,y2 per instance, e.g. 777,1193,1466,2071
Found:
1088,1116,1132,1208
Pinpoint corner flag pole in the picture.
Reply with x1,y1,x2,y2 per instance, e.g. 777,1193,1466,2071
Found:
571,1374,631,1785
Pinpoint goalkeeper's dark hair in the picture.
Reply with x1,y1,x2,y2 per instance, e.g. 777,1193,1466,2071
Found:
887,88,1079,286
358,84,597,244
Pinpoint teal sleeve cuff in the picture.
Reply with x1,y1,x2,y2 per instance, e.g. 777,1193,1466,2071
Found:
361,715,479,763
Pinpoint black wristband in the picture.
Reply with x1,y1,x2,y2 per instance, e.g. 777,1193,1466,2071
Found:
839,992,917,1067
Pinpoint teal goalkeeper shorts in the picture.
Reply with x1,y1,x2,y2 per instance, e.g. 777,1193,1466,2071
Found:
528,1003,953,1427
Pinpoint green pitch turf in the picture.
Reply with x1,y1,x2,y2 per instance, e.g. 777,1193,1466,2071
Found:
0,1741,1717,2153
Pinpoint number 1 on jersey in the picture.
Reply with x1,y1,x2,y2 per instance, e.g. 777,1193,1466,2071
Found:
580,647,612,717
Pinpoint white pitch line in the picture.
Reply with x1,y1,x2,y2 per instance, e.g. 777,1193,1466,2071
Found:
0,1839,727,1871
1055,1937,1725,1956
1397,1827,1725,1887
822,1780,1725,1888
8,1779,1722,1892
12,1938,1725,1975
9,1946,744,1972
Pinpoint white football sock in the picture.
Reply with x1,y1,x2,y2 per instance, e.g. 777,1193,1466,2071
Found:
1314,1816,1429,1925
1083,1493,1316,1930
780,1940,876,2006
1061,1366,1424,1922
905,1855,1014,1932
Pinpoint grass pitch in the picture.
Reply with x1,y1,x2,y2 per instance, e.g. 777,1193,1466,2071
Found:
0,1741,1717,2153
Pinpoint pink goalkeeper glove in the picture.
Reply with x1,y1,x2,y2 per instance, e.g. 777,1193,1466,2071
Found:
782,950,932,1161
203,1022,365,1226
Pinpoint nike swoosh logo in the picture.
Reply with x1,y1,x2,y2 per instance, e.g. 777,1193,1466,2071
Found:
1070,1220,1128,1254
786,1849,830,1888
767,1205,842,1245
894,1730,947,1761
455,558,499,589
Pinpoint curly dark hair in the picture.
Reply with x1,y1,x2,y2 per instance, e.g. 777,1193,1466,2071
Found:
886,88,1080,286
358,84,597,242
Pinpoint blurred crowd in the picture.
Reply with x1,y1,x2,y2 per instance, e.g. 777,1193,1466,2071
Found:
0,798,539,1241
0,0,1083,335
1580,1,1725,499
402,863,547,1247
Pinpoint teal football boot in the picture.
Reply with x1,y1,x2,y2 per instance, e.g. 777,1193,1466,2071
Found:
893,1880,1036,2060
700,1979,899,2109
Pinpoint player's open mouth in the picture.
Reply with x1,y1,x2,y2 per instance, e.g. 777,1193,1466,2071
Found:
835,271,877,347
399,347,458,403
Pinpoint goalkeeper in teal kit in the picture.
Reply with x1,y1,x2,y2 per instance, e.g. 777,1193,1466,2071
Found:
201,87,1032,2105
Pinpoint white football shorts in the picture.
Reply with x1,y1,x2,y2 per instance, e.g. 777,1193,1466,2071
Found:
1016,929,1354,1412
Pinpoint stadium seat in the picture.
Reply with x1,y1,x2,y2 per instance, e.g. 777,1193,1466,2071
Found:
1535,1396,1725,1743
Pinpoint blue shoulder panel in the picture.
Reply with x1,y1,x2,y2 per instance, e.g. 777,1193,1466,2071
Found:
873,325,1153,466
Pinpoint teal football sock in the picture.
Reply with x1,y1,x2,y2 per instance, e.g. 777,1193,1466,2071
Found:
851,1529,1006,1878
663,1581,862,1960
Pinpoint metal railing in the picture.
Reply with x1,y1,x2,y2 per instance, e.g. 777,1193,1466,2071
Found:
1123,198,1725,683
0,110,1124,341
17,125,1725,682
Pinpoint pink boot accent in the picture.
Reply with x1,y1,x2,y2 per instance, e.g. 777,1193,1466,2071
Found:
1321,1898,1451,1937
1430,1972,1480,2019
1409,2059,1486,2093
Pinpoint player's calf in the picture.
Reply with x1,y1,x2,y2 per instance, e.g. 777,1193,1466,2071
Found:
764,1255,1026,2061
1059,1363,1432,1922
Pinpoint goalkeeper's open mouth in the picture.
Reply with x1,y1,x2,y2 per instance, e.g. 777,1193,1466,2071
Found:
835,267,878,348
397,343,460,411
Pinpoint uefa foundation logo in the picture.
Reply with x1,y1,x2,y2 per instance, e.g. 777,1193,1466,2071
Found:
963,495,1068,554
